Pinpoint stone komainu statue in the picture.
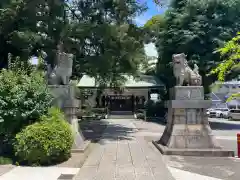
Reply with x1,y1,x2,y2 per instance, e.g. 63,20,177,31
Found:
47,51,74,85
172,53,202,86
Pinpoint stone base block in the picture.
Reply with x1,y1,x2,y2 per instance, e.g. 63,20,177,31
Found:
166,100,212,108
170,86,204,100
71,140,91,153
160,124,222,149
152,141,234,157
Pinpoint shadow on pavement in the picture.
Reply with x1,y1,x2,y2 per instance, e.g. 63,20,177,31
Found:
209,121,240,130
98,123,137,144
79,119,137,144
79,119,108,143
145,117,166,125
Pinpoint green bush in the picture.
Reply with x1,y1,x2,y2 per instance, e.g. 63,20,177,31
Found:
0,156,13,165
136,113,145,120
0,69,53,154
14,108,73,166
144,100,166,118
135,109,145,114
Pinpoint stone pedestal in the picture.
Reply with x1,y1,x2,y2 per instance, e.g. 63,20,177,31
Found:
49,84,90,152
153,86,234,157
63,98,90,153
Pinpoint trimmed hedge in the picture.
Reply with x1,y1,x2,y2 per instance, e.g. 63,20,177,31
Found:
14,108,73,166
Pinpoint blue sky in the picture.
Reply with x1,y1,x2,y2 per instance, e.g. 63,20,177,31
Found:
135,1,167,26
136,2,167,57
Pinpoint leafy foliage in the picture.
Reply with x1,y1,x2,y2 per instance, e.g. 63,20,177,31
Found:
153,0,240,93
0,68,53,154
143,15,166,43
211,33,240,81
0,0,147,84
227,93,240,102
136,113,145,120
67,0,147,81
0,156,13,165
14,107,73,166
0,0,65,67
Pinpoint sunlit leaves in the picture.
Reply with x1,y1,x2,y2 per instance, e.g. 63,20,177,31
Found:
211,33,240,81
226,93,240,102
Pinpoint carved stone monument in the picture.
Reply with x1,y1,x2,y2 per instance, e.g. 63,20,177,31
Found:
153,53,234,156
48,45,90,152
47,44,73,85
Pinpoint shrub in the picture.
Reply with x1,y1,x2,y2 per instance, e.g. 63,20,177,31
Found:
144,100,166,118
135,109,145,114
14,108,73,166
0,156,13,165
0,69,53,153
136,113,145,120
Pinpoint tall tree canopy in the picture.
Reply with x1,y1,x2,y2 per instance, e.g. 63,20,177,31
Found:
143,14,166,43
154,0,240,94
67,0,147,82
0,0,147,84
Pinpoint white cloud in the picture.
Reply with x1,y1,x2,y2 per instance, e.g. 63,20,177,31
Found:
144,43,158,57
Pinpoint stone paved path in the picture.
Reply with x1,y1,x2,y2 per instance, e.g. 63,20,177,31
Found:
75,119,174,180
0,165,14,176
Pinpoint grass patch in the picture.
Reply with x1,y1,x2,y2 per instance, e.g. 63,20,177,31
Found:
0,156,13,165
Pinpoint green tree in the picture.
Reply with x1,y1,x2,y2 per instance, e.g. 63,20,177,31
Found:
143,15,166,43
227,93,240,102
0,0,65,67
211,33,240,81
0,0,147,84
154,0,240,94
63,0,147,83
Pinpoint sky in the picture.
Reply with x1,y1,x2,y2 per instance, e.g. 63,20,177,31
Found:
135,1,167,57
135,1,167,26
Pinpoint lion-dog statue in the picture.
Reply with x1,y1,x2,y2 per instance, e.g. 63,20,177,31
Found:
47,43,74,85
172,53,202,86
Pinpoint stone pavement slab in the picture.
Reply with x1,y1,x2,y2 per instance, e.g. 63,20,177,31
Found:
163,155,240,180
134,119,240,180
168,166,223,180
75,119,175,180
0,167,79,180
3,118,237,180
0,165,15,176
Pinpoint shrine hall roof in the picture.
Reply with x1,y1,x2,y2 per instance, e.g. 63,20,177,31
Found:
77,74,164,88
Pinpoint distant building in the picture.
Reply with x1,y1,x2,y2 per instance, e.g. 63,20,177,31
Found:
215,80,240,94
210,80,240,108
77,74,165,113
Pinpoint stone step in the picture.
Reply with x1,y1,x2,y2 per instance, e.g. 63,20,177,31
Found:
109,111,134,119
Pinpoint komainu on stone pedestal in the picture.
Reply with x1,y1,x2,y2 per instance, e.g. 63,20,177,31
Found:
152,53,234,157
172,53,202,86
47,44,90,152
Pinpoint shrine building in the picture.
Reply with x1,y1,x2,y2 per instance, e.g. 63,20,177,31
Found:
77,74,165,113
